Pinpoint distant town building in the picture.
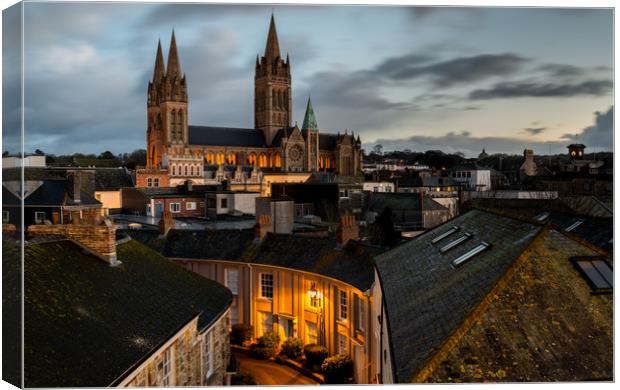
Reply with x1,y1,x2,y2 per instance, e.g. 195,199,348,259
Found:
2,155,46,168
450,162,492,191
477,147,489,159
362,181,395,193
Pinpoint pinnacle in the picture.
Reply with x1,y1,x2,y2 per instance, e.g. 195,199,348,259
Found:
264,13,281,60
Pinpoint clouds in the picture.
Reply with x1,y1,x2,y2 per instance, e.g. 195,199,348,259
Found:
572,106,613,149
469,80,613,100
523,127,547,135
379,53,529,87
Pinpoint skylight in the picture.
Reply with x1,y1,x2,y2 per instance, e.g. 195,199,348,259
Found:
565,220,584,232
431,226,460,244
451,242,491,267
534,211,550,221
439,233,472,253
573,257,613,293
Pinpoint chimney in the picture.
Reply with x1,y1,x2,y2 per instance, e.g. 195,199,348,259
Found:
158,208,175,236
336,215,359,247
27,218,119,266
67,171,82,204
255,214,273,241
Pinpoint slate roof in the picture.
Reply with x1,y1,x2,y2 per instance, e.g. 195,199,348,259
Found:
188,125,267,147
124,228,256,261
375,209,543,382
2,180,101,207
546,212,613,252
7,238,232,387
125,228,384,291
2,167,133,191
242,234,384,291
368,192,447,212
319,133,338,150
271,127,297,147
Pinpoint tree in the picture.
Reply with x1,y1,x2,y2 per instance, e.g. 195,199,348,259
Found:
98,150,116,159
2,151,9,157
34,149,45,156
368,206,399,247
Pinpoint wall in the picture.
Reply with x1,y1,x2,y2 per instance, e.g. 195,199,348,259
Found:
119,312,231,387
371,269,393,384
178,259,375,384
95,190,122,214
260,173,312,197
362,182,395,193
151,196,205,218
135,168,171,188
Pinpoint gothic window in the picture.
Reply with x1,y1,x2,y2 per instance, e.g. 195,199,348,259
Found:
184,165,188,176
216,152,225,165
273,152,282,168
190,166,194,176
278,90,283,109
227,152,236,165
170,110,176,140
206,152,215,165
272,90,277,108
259,153,268,168
177,110,183,140
172,165,176,176
247,153,257,166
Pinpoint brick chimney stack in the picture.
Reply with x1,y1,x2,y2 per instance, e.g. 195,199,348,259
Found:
158,208,175,236
67,171,82,204
336,215,359,247
255,214,273,241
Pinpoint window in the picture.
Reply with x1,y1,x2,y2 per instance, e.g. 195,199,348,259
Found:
534,211,550,221
184,166,188,176
451,242,491,268
338,290,348,321
260,273,273,299
259,311,273,335
158,348,171,386
225,268,239,295
147,178,152,187
177,338,187,385
572,257,613,293
338,333,348,355
203,331,214,379
172,165,176,176
3,211,9,224
565,220,584,232
305,321,318,345
186,202,197,210
431,226,460,244
354,295,365,332
439,233,472,253
190,166,194,176
221,198,228,209
34,211,46,224
170,203,181,213
153,178,159,187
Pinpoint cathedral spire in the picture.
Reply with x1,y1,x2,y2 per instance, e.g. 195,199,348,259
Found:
302,97,318,131
152,39,165,82
264,13,281,60
166,29,182,79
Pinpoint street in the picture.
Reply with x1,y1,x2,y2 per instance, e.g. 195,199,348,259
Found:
234,352,318,386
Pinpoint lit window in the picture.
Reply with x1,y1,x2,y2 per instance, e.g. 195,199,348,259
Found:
339,290,348,321
225,268,239,295
355,295,365,332
309,282,321,309
451,242,492,268
170,203,181,213
338,333,348,355
572,257,613,293
439,233,472,253
157,348,171,386
186,202,196,210
431,226,460,244
34,211,46,224
260,273,273,299
147,178,152,187
305,321,318,345
565,220,584,232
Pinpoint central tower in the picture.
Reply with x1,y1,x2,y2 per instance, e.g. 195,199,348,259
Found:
255,15,292,146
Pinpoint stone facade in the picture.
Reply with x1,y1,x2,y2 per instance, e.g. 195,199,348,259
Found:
120,312,230,387
141,15,363,186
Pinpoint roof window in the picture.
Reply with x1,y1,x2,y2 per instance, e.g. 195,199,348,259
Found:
431,226,460,244
439,232,472,253
565,220,584,232
451,241,491,267
572,257,613,293
534,211,550,221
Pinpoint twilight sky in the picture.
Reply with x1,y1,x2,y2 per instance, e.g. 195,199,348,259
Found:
2,2,614,157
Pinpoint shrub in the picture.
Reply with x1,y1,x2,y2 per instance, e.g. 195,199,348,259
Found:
321,354,354,384
303,344,329,370
281,337,303,360
231,372,257,386
230,324,253,346
250,331,280,359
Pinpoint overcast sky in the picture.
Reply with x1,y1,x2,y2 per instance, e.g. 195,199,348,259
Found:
2,2,614,157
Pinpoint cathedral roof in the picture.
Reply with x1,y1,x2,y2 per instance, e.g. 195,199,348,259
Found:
319,133,338,150
188,125,267,147
271,127,296,147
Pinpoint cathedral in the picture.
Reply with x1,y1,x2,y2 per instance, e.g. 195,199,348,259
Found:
142,15,363,187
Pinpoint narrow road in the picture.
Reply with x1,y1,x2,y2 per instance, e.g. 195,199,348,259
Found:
234,352,318,385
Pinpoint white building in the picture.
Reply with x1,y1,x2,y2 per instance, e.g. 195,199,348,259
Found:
450,163,492,191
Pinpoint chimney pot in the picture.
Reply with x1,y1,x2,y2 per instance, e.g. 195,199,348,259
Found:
336,215,359,247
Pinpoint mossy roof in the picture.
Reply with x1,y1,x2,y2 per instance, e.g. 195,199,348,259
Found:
7,238,232,387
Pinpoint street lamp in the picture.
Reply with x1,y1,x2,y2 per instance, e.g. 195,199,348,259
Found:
308,282,325,346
